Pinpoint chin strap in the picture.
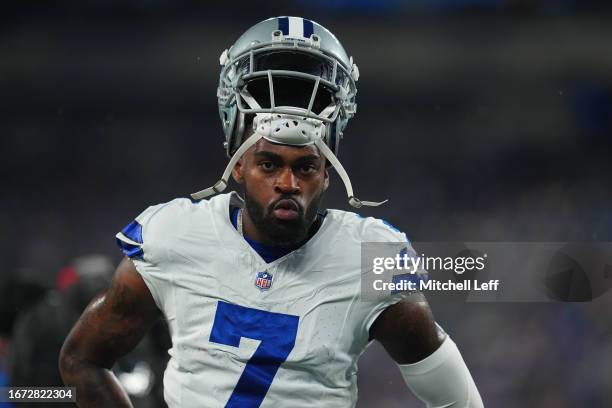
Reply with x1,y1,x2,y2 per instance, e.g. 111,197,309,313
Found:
191,97,387,207
313,138,387,208
191,131,263,200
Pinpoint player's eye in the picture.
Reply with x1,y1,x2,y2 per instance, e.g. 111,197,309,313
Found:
299,164,317,175
259,161,276,172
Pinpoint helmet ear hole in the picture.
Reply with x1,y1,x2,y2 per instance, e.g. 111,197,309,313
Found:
219,106,237,156
227,110,247,155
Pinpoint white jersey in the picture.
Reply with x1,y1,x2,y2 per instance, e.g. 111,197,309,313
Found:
116,192,418,408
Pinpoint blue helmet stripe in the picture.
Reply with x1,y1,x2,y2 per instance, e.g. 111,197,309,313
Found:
278,17,289,35
303,19,314,38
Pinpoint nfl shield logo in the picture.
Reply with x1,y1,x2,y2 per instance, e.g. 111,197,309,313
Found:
255,271,273,290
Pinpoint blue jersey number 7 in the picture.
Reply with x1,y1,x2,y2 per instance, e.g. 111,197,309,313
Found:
210,301,299,408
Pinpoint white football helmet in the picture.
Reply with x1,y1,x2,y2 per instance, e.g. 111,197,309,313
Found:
191,16,386,208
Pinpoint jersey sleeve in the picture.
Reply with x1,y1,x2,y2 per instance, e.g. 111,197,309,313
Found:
354,216,428,340
115,200,184,313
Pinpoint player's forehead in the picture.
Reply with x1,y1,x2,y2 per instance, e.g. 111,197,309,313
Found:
248,138,322,162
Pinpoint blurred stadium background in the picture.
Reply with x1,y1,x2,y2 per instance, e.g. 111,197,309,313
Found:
2,0,612,407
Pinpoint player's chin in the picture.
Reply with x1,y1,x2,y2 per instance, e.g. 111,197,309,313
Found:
267,217,308,244
268,215,303,231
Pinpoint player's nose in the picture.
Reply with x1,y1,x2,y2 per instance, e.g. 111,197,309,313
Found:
274,167,300,194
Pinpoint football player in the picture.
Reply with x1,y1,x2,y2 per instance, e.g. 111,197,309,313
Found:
60,17,483,407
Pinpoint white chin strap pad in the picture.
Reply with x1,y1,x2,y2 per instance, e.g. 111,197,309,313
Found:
190,112,387,208
256,112,325,146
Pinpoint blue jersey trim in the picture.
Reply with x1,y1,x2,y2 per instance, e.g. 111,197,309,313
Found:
382,219,400,233
116,239,144,259
121,220,143,243
117,220,144,259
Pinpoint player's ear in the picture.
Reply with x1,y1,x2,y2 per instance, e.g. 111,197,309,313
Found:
323,168,329,191
232,158,245,184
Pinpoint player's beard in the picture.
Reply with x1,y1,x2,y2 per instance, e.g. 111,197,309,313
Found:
244,189,323,248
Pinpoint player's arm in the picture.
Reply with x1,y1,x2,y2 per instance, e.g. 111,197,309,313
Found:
59,257,161,407
370,297,484,407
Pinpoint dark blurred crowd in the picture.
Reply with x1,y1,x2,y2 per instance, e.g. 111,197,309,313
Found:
0,255,170,408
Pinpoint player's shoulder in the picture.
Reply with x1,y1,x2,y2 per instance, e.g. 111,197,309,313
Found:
117,193,232,251
116,193,235,261
129,197,197,236
135,196,203,223
135,192,232,225
325,208,408,243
